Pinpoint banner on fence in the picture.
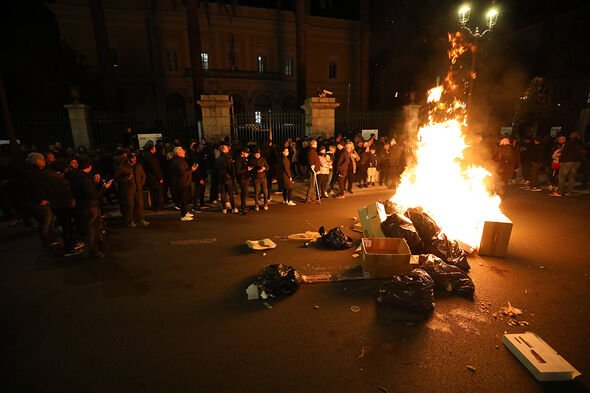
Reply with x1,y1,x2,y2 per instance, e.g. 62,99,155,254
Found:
362,129,378,140
138,133,163,149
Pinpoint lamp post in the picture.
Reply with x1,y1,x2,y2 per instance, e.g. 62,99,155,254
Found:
457,4,499,112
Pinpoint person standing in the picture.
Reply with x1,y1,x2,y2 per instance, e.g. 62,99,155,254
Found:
24,152,54,248
234,147,252,214
389,139,404,189
171,147,197,221
556,132,586,196
346,142,359,194
115,153,148,228
143,144,165,211
528,137,545,192
69,158,113,259
493,138,518,197
317,146,331,197
379,143,392,187
305,139,321,203
248,148,270,211
366,146,378,186
280,147,296,205
216,144,238,214
335,142,350,198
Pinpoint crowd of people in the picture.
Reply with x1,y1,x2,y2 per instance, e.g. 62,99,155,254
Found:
492,131,589,197
0,132,407,258
1,127,587,259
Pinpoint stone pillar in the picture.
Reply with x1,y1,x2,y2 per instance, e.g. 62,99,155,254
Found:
403,104,421,141
197,94,231,140
64,104,92,147
301,97,340,137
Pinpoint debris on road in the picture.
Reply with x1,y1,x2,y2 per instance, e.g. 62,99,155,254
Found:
467,365,476,372
246,284,259,300
313,305,320,309
318,226,354,249
246,264,301,301
378,386,390,393
350,305,361,313
263,302,273,310
377,269,435,314
501,302,522,317
287,231,321,241
246,238,277,250
169,238,217,246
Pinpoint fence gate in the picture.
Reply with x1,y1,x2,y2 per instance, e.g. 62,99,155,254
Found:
233,110,305,144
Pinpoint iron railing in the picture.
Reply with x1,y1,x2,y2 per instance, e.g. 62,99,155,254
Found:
8,110,73,149
233,110,305,144
335,109,404,139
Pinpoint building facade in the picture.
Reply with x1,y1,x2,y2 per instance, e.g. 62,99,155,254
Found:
49,0,360,124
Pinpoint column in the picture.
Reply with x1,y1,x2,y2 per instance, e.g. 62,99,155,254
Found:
301,97,340,137
64,104,92,147
197,95,232,140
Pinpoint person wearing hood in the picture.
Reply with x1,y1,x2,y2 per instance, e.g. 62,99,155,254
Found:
493,137,518,196
115,153,148,227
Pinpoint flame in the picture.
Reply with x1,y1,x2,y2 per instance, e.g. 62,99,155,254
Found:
447,32,471,65
390,49,507,247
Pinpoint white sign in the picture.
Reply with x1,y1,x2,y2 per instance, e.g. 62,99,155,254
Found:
500,127,513,135
550,127,561,137
137,133,163,149
362,129,378,140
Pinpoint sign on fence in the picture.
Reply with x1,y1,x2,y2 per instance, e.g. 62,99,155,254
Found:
362,129,379,140
550,127,561,137
500,127,513,136
138,133,163,149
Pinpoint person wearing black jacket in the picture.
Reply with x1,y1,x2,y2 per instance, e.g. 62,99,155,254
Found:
249,148,270,211
234,147,252,214
208,146,220,204
216,144,237,214
143,144,165,211
528,137,545,192
46,165,81,256
280,147,296,205
379,143,392,187
335,142,350,198
171,146,197,221
24,152,54,248
189,143,208,212
69,158,113,259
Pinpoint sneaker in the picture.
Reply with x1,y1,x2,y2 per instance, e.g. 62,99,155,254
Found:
529,187,542,192
239,210,248,215
549,192,562,197
127,222,137,228
232,208,239,214
263,205,269,211
283,200,287,204
138,220,150,226
225,202,231,209
563,192,571,197
174,206,180,211
336,194,345,199
180,215,193,221
347,190,353,194
73,242,85,250
212,200,218,205
254,205,260,211
287,201,297,206
222,209,227,214
371,182,375,186
64,249,84,257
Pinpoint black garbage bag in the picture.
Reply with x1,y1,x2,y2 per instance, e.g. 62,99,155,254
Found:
404,207,441,248
377,269,435,313
428,233,471,272
418,254,475,298
255,263,301,297
318,226,354,249
381,214,424,253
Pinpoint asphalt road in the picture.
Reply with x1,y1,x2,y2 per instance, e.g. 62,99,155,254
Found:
1,184,589,393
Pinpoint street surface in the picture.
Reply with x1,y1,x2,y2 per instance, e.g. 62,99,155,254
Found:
1,183,589,393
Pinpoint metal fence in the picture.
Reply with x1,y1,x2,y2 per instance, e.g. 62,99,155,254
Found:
335,109,404,139
89,111,197,147
8,110,73,148
233,110,305,144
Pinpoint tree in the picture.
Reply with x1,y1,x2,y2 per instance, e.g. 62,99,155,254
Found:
513,77,551,136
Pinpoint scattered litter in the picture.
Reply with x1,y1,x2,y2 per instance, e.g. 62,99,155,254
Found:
260,291,268,300
352,253,360,258
313,305,320,309
263,302,273,310
378,386,390,393
262,253,267,256
301,273,333,283
351,305,361,313
246,284,259,300
540,266,545,269
352,216,358,221
357,346,366,359
495,345,499,350
417,254,475,298
246,238,277,250
503,332,581,381
287,231,321,241
169,238,217,245
318,226,354,249
501,302,522,317
377,269,435,314
478,263,484,266
467,365,476,372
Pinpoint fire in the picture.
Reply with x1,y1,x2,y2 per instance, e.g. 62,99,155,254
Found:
390,86,506,247
447,32,471,65
427,86,443,103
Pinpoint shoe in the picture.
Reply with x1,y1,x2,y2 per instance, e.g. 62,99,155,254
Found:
64,249,84,257
127,222,137,228
287,201,297,206
186,212,193,217
138,220,150,226
347,190,353,194
305,199,313,204
563,192,571,197
371,182,375,186
239,210,248,215
529,187,542,192
336,195,345,199
549,192,562,197
180,215,193,221
8,219,18,227
192,208,202,213
232,208,239,214
263,205,269,211
212,200,218,205
174,206,180,211
363,184,369,188
283,200,287,204
225,202,231,209
73,242,85,250
254,205,260,211
222,209,227,214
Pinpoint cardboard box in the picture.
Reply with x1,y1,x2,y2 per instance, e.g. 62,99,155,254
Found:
358,202,387,238
478,217,513,257
361,238,411,278
503,332,581,381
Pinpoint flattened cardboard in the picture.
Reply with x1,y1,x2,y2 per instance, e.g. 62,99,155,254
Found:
361,237,411,278
502,332,581,381
358,202,387,238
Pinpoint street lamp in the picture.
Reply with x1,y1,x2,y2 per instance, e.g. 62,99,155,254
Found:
457,4,499,116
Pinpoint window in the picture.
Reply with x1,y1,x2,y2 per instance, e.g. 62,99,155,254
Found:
284,57,293,76
255,111,262,124
167,49,178,71
257,55,266,73
201,52,209,70
329,62,337,79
